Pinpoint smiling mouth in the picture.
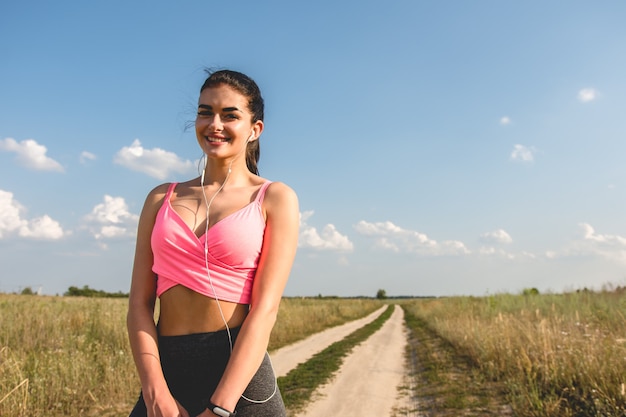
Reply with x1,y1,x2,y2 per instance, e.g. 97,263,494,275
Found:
206,136,230,143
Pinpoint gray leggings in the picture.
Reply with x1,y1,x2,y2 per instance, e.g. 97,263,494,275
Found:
129,327,285,417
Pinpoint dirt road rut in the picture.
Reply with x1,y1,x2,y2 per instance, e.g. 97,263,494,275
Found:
294,305,412,416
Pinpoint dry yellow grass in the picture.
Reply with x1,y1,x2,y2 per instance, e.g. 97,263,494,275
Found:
0,295,135,417
0,294,381,417
403,289,626,416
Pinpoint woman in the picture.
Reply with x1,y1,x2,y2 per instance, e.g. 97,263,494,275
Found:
127,69,299,417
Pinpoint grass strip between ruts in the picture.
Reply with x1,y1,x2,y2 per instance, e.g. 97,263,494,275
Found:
276,304,395,414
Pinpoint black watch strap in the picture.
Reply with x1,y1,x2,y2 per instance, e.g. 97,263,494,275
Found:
208,401,236,417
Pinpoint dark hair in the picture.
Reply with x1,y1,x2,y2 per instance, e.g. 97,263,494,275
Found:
200,69,264,175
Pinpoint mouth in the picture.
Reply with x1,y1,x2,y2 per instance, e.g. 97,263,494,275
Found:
206,136,231,143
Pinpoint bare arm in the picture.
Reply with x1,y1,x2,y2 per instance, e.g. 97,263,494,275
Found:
127,184,189,417
207,181,299,413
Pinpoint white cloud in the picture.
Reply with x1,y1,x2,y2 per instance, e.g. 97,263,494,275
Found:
480,229,513,244
578,223,626,263
479,246,496,255
97,225,129,239
510,144,535,162
87,195,138,224
354,220,469,256
353,220,404,236
554,223,626,264
578,88,599,103
520,251,537,259
0,190,25,238
80,151,97,164
0,138,64,172
18,215,65,239
500,116,511,125
377,237,401,252
114,139,195,180
478,246,514,259
84,195,139,241
299,210,353,251
0,189,65,240
478,246,536,260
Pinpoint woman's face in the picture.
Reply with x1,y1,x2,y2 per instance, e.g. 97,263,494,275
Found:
195,84,261,160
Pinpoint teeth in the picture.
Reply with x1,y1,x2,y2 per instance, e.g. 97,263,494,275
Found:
207,137,229,142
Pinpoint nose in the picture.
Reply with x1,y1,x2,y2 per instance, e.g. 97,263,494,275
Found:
208,114,223,131
197,114,223,132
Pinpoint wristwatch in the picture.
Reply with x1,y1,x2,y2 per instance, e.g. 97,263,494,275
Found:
208,401,237,417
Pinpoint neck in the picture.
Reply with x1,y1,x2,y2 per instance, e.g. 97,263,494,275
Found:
201,157,249,187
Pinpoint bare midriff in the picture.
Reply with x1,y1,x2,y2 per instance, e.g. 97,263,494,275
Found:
157,285,249,336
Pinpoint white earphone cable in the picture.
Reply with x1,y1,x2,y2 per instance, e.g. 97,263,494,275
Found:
199,133,277,404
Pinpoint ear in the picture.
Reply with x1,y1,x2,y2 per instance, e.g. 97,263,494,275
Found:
249,120,264,142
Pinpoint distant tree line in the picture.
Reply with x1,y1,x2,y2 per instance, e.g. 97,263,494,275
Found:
522,287,540,296
64,285,129,298
20,286,39,295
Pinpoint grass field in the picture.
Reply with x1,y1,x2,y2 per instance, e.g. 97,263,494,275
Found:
0,294,381,417
402,288,626,416
2,290,625,416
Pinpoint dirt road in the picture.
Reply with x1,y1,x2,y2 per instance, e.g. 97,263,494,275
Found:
270,305,387,377
271,305,414,417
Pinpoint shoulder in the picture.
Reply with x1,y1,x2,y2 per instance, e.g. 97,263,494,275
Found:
146,182,172,203
134,183,173,239
263,181,299,215
140,183,173,216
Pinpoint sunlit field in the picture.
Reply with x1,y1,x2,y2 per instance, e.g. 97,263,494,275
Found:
403,288,626,416
0,294,382,417
7,289,621,417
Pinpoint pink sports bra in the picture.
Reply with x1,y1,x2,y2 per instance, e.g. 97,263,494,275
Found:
151,181,272,304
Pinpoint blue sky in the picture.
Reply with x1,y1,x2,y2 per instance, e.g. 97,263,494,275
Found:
1,1,625,297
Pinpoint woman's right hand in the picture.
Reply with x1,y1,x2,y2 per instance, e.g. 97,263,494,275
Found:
147,395,190,417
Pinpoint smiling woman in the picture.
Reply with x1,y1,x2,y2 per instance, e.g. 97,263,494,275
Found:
126,69,299,417
195,70,265,177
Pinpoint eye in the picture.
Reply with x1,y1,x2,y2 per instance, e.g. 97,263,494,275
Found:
197,110,212,117
224,113,240,120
